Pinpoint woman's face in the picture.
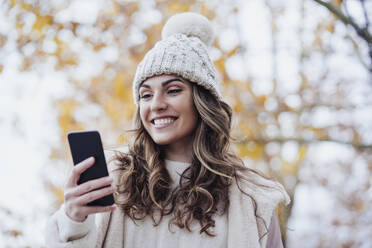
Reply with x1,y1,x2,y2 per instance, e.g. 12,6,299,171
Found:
139,74,198,147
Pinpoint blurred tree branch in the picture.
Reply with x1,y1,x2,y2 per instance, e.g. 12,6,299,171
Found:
312,0,372,72
312,0,371,43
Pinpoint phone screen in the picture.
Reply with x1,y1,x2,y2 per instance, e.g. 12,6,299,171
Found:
67,130,114,206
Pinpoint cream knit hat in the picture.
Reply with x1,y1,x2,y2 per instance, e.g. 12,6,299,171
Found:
132,12,222,104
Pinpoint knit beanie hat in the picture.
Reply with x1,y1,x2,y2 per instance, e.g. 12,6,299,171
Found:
132,12,222,104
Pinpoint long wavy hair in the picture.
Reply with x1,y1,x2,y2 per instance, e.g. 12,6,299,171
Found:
112,82,267,236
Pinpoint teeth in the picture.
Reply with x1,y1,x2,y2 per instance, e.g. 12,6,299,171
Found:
154,118,175,126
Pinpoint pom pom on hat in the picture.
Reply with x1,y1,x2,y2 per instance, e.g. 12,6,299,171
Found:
161,12,215,46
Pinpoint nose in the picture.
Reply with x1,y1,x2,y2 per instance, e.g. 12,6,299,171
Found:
151,92,167,112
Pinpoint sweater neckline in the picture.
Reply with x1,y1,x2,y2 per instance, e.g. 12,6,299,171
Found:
164,159,190,184
164,159,191,166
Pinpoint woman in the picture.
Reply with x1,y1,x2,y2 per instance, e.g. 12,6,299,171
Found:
45,12,289,248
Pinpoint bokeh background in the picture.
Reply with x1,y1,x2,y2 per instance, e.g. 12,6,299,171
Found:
1,0,371,247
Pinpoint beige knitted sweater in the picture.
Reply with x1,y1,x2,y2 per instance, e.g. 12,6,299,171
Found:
45,154,290,248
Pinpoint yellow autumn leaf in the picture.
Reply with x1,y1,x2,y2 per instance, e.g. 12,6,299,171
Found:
21,2,32,11
167,1,192,13
53,37,63,51
325,23,334,33
227,46,240,58
52,37,67,58
298,146,307,161
107,2,120,16
59,99,77,116
91,75,104,85
257,95,267,107
214,58,225,74
93,43,106,51
311,127,328,138
233,98,244,112
241,80,255,97
281,161,299,175
16,23,24,30
122,2,139,16
62,56,78,67
240,123,253,138
117,134,130,145
51,37,78,67
144,23,163,47
237,143,265,161
104,98,124,122
200,3,215,19
32,15,53,33
57,99,84,135
113,73,126,99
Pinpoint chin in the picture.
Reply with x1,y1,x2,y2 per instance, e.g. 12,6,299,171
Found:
151,137,173,145
149,133,183,145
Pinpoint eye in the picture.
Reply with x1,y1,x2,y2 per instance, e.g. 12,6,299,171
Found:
168,89,182,94
140,93,152,99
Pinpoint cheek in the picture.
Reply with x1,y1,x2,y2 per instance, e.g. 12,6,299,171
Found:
139,104,147,119
186,105,198,127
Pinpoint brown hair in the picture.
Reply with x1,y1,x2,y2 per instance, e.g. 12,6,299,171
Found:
112,83,267,236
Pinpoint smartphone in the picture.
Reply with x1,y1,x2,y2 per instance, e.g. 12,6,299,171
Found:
67,130,115,206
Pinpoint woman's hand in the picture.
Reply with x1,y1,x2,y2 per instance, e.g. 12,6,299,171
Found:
64,157,116,222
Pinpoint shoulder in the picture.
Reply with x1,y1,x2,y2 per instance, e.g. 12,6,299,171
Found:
232,168,290,209
227,168,289,247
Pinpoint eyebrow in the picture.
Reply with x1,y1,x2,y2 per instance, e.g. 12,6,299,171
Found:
139,78,184,89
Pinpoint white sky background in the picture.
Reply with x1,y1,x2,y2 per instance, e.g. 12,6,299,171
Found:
0,0,371,246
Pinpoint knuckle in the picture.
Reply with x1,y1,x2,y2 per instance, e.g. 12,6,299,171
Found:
86,194,95,203
86,183,94,192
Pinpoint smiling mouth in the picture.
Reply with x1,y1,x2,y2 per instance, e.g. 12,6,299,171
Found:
151,117,178,127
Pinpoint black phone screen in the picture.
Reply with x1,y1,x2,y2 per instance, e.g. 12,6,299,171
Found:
67,130,114,206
